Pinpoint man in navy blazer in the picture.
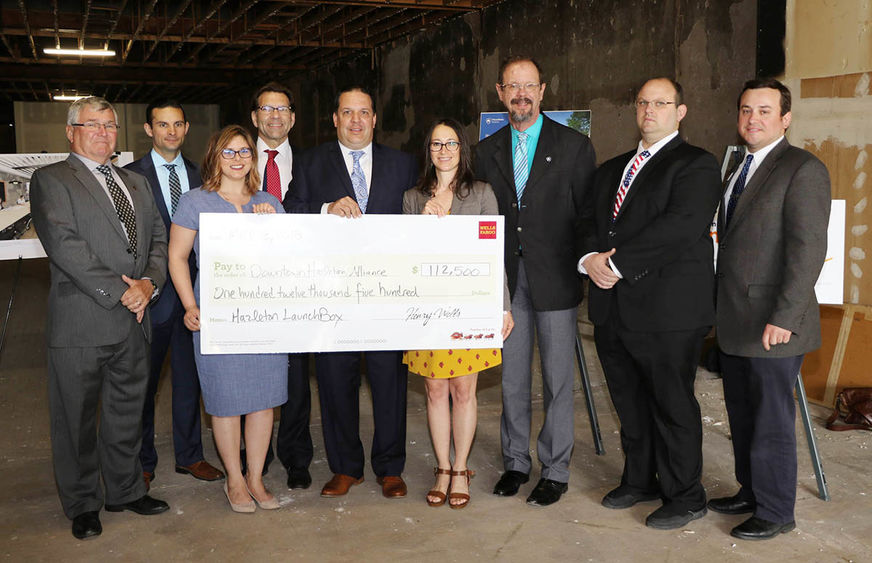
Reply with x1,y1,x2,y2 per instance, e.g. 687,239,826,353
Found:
284,86,417,499
125,100,224,488
476,57,596,507
581,78,722,529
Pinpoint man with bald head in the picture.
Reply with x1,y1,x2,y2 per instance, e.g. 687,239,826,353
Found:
580,78,721,529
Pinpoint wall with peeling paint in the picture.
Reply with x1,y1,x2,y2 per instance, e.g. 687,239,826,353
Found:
292,0,757,168
784,0,872,305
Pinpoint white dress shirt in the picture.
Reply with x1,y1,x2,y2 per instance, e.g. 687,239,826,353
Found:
256,136,293,200
578,130,680,277
723,135,784,209
71,152,134,216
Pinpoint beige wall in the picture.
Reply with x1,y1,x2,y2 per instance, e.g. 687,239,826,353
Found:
14,101,220,165
784,0,872,305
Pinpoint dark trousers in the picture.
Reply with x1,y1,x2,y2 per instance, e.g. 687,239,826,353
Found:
720,352,803,524
141,312,203,473
315,350,407,478
594,316,709,510
276,353,314,470
48,328,149,519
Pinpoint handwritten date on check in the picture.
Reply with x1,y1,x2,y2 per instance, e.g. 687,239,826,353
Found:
198,214,505,354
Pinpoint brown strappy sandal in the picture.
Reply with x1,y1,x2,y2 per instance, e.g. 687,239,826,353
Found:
426,467,452,507
448,469,475,509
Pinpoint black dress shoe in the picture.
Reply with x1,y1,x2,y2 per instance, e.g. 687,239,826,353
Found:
71,511,101,540
645,504,707,529
287,467,312,490
492,470,529,497
731,516,796,540
526,479,568,507
708,494,756,515
601,485,660,509
105,494,169,515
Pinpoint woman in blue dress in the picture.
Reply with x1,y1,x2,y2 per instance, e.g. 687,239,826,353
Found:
169,124,286,512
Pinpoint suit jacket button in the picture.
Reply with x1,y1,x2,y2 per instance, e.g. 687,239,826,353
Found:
517,226,522,232
511,202,518,208
514,250,521,256
126,248,133,254
608,230,616,238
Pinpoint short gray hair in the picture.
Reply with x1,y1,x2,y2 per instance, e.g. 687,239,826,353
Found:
67,96,117,125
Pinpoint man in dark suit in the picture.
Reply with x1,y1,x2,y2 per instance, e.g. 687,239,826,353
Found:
475,56,596,507
710,78,830,540
30,97,170,540
125,100,224,489
581,78,722,529
248,82,313,489
284,85,417,498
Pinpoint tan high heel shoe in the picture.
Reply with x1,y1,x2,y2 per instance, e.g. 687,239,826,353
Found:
426,467,452,507
224,483,255,513
246,483,280,510
449,469,475,509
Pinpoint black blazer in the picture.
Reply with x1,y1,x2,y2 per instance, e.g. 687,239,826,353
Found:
475,115,596,311
283,141,417,215
582,136,722,332
124,153,201,325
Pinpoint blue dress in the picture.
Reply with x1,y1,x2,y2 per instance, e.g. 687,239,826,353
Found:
172,188,288,417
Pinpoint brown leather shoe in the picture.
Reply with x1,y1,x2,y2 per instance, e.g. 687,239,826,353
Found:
143,472,154,491
321,474,364,497
377,475,408,499
175,460,225,482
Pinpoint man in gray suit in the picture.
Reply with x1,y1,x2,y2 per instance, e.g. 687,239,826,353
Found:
30,97,170,540
711,78,830,540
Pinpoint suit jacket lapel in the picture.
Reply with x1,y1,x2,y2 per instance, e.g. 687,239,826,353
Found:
329,142,356,200
727,138,789,232
116,165,148,258
141,155,172,229
613,137,683,222
524,118,554,195
488,126,515,200
67,156,128,242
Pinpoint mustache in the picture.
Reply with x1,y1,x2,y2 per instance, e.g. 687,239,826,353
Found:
511,97,533,106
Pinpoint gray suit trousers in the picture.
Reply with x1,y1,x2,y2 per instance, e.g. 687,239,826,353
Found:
500,259,577,482
48,325,149,519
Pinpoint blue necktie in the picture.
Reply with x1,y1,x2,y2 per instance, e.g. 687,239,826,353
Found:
726,153,754,227
513,132,529,202
350,150,368,213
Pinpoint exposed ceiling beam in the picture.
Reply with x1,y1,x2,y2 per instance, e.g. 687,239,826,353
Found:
122,0,159,64
168,0,231,61
16,0,38,60
142,0,194,63
79,0,92,50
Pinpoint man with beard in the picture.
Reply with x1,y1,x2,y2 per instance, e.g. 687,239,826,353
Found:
248,82,314,490
475,56,596,507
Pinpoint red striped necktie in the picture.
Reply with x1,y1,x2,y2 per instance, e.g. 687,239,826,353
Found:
612,150,650,218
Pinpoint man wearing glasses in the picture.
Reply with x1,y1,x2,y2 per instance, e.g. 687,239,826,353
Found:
475,56,596,507
30,97,170,539
580,78,721,529
125,100,224,491
248,82,314,490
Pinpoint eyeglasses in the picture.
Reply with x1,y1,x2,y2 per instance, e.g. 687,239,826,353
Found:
500,82,540,93
71,121,120,132
429,140,460,152
220,148,253,160
257,105,293,114
635,100,676,110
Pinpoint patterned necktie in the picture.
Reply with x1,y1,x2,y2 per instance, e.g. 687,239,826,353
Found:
612,150,651,218
350,150,368,213
264,149,282,200
513,132,529,202
163,163,181,216
96,164,137,258
726,153,754,227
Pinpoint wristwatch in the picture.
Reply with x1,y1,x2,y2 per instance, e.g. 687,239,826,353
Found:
147,278,159,303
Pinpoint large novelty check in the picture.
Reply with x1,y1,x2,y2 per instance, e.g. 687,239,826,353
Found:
199,213,505,354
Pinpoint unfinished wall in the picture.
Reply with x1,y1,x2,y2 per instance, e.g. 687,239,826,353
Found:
292,0,756,166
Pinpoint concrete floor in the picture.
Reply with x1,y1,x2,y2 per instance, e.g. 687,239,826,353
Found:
1,257,870,562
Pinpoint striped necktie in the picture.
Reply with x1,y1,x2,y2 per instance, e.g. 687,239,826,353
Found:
163,163,182,216
726,154,754,227
513,132,529,202
350,150,368,213
612,150,650,218
96,164,137,258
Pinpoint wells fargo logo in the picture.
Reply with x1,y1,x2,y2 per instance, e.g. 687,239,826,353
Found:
479,221,496,239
